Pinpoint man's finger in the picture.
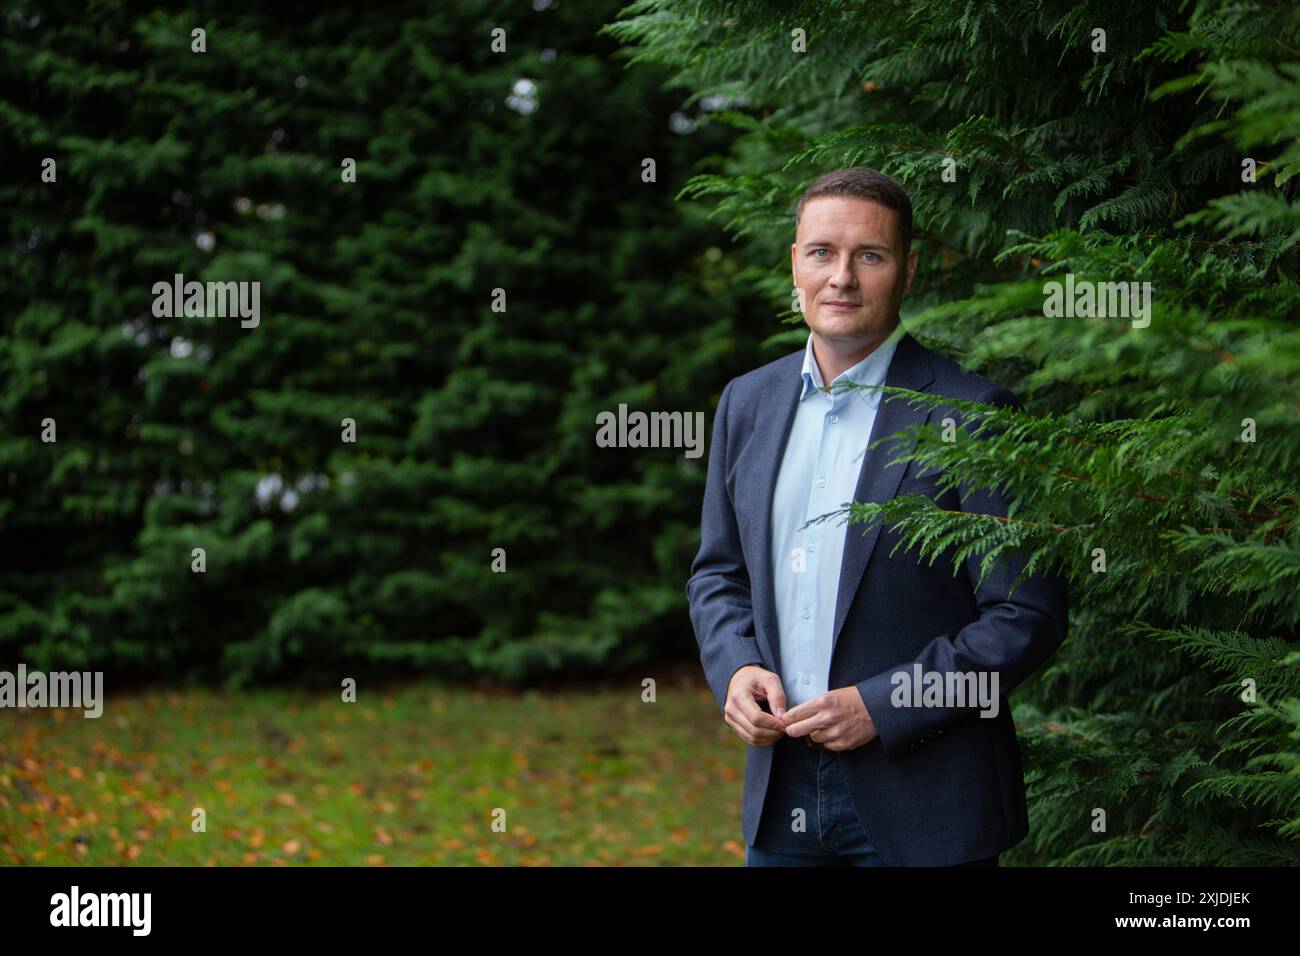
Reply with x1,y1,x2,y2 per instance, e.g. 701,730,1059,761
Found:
782,713,827,738
727,706,783,744
780,693,826,730
738,689,785,734
762,675,788,719
780,703,807,725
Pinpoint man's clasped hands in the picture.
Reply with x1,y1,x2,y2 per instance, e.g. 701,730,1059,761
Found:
723,664,879,751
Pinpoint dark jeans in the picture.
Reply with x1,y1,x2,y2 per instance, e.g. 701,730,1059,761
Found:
745,735,999,867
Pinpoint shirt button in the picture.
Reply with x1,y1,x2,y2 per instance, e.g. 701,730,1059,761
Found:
830,415,839,424
816,478,826,488
801,607,810,620
801,674,811,684
807,543,815,552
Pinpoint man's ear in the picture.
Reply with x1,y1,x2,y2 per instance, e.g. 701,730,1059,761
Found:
902,247,918,294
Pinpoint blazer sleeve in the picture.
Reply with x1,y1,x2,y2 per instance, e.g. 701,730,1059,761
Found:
687,378,768,717
854,386,1069,757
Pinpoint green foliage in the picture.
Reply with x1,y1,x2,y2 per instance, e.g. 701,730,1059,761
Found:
610,0,1300,864
0,2,767,683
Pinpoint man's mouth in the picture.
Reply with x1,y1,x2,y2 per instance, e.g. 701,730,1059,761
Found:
825,301,860,309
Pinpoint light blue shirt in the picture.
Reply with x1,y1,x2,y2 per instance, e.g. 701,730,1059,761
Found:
770,322,906,707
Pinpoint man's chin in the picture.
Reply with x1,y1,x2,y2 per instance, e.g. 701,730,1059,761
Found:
811,319,881,341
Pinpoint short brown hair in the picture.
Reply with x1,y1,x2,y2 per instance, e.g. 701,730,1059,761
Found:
794,167,913,253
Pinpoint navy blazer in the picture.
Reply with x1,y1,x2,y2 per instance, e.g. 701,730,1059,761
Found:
686,329,1069,865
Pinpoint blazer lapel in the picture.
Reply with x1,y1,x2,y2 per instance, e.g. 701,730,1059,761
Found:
829,332,935,663
746,356,803,679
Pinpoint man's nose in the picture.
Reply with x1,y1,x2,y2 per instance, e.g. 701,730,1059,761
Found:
830,256,857,288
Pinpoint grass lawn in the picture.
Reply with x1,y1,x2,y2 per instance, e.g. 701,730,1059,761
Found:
0,666,748,866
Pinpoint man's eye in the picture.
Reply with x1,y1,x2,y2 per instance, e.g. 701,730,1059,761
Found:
812,249,879,261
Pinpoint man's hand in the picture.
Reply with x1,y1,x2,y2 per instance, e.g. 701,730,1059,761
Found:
724,665,788,746
781,687,878,751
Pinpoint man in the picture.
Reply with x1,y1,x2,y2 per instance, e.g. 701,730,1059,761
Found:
686,167,1069,866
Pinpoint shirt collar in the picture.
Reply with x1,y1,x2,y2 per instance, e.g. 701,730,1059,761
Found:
799,321,907,404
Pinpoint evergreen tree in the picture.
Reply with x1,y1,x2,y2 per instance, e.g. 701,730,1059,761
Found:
0,2,764,684
608,0,1300,864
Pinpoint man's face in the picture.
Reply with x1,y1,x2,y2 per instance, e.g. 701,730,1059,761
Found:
791,195,918,346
